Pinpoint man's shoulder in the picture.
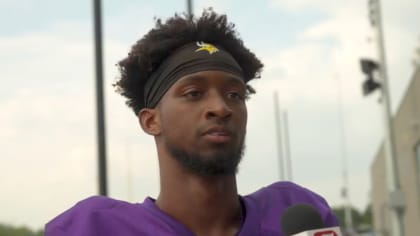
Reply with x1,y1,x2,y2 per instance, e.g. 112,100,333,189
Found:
47,196,123,223
46,196,119,231
243,181,338,230
45,196,184,236
247,181,325,202
45,196,143,236
70,195,123,211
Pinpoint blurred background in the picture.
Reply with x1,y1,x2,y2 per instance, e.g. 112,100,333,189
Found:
1,0,419,235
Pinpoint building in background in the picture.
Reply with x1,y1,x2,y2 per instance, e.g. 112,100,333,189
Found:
371,68,420,236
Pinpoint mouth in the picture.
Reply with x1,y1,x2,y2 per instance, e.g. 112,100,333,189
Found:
202,126,233,143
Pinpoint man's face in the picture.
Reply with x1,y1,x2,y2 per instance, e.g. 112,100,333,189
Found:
157,70,248,176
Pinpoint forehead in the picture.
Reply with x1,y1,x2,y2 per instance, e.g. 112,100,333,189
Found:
173,70,245,87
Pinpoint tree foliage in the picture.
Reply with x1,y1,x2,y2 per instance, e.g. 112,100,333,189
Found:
332,204,372,230
0,223,43,236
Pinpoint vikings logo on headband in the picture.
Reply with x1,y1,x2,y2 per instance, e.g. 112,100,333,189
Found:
143,41,244,109
195,42,219,54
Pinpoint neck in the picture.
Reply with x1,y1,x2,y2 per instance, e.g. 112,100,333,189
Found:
156,148,242,236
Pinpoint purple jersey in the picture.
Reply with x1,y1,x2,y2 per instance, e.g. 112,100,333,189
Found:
46,181,338,235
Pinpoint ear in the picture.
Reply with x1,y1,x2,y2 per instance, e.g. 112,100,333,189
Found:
138,108,161,136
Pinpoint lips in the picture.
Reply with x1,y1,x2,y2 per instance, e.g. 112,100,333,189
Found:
202,126,233,143
203,126,232,136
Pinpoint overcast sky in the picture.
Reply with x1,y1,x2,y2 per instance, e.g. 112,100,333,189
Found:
1,0,419,230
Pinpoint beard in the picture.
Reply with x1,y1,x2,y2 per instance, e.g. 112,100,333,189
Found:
165,138,245,177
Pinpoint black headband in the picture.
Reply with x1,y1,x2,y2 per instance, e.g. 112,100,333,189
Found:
144,42,244,108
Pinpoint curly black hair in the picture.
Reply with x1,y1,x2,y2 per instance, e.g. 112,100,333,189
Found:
114,9,264,115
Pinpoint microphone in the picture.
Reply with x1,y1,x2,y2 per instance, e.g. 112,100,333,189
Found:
280,204,342,236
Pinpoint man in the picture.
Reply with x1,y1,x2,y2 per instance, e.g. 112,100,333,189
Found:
46,10,338,236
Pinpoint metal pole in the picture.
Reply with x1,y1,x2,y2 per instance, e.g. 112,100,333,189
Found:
369,0,404,235
336,76,353,233
274,92,285,180
186,0,193,18
283,111,293,181
93,0,108,196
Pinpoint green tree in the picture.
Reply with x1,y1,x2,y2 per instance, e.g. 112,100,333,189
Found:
0,223,43,236
332,205,373,232
359,204,373,231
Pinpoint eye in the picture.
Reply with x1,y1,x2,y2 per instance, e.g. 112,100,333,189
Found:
183,89,203,100
227,91,246,100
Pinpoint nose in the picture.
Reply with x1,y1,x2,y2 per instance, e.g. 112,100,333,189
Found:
204,93,232,121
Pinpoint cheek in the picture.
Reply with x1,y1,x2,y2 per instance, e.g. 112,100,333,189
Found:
160,108,196,138
238,106,248,127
